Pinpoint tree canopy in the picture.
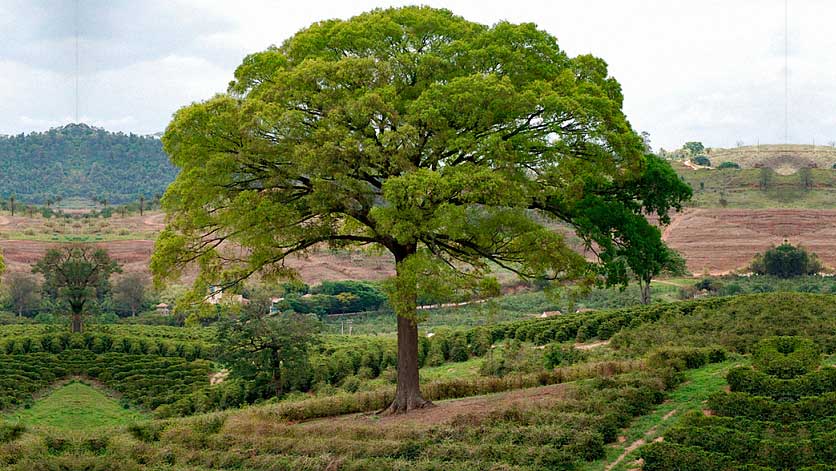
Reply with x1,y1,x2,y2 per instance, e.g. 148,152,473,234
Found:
33,246,121,332
152,6,690,412
750,242,822,278
683,141,705,156
217,302,320,399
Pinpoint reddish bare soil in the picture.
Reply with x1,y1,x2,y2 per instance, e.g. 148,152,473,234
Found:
4,208,836,281
662,208,836,274
0,239,157,275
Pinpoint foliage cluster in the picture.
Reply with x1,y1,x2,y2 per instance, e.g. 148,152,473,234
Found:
643,336,836,470
750,242,823,278
611,292,836,354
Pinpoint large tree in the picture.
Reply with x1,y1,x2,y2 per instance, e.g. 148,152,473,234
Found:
217,295,320,399
113,272,150,317
33,246,121,332
152,7,689,413
5,273,40,317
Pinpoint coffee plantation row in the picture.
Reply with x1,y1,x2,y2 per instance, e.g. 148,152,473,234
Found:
642,336,836,470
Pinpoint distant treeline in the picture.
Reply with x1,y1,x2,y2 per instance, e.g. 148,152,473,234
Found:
0,123,177,204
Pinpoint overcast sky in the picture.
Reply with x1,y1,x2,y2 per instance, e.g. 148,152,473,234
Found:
0,0,831,150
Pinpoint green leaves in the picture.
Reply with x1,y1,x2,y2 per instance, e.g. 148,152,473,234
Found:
155,5,686,322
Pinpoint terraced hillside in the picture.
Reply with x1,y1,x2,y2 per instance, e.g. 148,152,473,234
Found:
661,208,836,274
706,144,836,174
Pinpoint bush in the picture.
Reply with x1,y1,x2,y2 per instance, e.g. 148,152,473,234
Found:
543,344,587,369
0,422,25,444
750,243,822,278
647,346,726,372
691,155,711,166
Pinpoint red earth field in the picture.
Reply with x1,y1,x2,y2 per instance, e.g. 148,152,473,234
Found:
2,208,836,282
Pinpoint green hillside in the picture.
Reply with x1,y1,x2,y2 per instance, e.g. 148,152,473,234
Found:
0,124,176,205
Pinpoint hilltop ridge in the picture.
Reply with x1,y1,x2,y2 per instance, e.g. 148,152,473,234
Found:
0,124,176,205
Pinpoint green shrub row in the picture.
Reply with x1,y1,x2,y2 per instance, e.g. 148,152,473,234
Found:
0,332,210,359
751,336,821,379
679,410,836,437
0,350,210,413
727,366,836,401
666,424,836,467
707,391,836,422
641,442,768,471
481,297,731,346
248,360,644,423
645,337,836,469
647,345,727,372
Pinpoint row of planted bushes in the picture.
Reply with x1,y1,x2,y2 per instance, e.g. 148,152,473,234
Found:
0,350,210,413
132,349,728,471
0,332,211,359
0,369,672,471
613,293,836,355
128,367,679,471
727,367,836,401
298,299,731,391
666,423,836,466
643,336,836,470
481,297,733,346
708,390,836,421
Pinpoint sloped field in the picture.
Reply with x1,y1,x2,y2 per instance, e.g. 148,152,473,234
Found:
662,208,836,274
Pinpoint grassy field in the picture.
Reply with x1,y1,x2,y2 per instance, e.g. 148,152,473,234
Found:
6,380,146,430
672,164,836,209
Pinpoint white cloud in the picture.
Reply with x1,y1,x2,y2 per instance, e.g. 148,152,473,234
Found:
1,0,833,149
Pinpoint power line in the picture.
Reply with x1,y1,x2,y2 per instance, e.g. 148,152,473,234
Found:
74,0,79,123
785,0,788,144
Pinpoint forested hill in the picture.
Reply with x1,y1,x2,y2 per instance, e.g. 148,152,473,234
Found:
0,124,177,204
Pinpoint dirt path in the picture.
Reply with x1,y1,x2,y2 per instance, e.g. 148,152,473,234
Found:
575,340,611,350
605,408,678,471
0,216,8,226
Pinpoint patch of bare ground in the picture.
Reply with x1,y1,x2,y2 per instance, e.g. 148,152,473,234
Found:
209,370,229,385
660,208,836,275
575,340,611,350
303,382,573,430
607,439,645,471
605,408,677,470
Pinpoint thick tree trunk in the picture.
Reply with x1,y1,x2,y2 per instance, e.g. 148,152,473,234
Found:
640,279,651,305
70,301,84,333
385,250,432,414
71,313,83,333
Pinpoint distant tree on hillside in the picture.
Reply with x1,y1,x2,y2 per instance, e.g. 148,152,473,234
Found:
799,167,813,191
691,155,711,166
759,167,773,191
641,131,652,153
33,246,121,332
113,273,150,317
684,142,705,156
5,273,39,317
750,242,822,278
717,161,740,169
629,235,688,305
